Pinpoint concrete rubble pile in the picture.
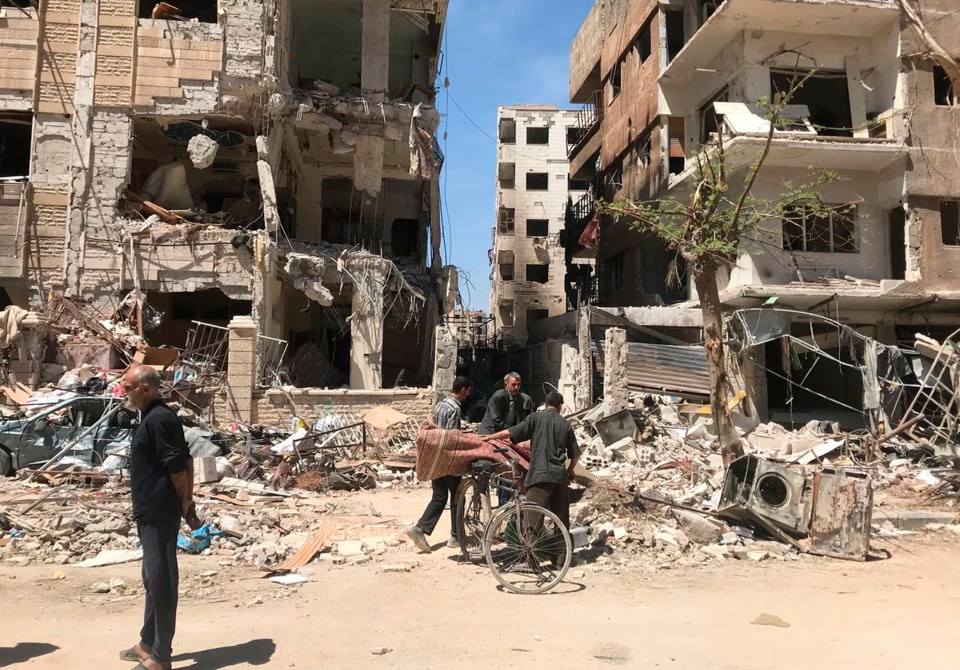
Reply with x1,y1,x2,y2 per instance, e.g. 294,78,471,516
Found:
562,384,960,569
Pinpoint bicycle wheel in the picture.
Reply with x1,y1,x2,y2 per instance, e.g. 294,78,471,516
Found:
483,502,572,595
454,476,491,560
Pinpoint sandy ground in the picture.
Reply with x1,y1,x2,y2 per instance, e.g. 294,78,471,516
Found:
2,486,960,670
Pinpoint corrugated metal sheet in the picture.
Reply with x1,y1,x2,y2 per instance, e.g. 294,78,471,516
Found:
595,341,710,397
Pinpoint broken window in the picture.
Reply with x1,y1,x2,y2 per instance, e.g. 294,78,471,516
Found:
636,131,652,170
498,207,515,235
526,127,550,145
664,9,685,65
526,219,549,237
608,159,622,193
500,263,514,281
566,126,581,146
391,218,419,257
527,308,549,323
635,22,651,65
526,172,549,190
940,200,960,246
499,300,515,327
499,118,516,143
0,114,31,178
699,86,729,145
782,205,858,253
0,1,34,8
525,264,549,283
568,177,590,191
138,1,218,22
608,60,622,103
771,71,852,137
934,66,957,106
499,162,516,189
889,207,906,279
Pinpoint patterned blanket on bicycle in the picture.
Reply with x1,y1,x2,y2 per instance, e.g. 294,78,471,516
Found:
415,428,531,481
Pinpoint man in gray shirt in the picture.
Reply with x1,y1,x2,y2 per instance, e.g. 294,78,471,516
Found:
406,376,473,553
481,391,580,529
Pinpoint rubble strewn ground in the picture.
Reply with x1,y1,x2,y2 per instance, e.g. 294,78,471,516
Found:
2,384,958,575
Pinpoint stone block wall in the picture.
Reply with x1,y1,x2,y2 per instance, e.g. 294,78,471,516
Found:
210,388,435,428
0,6,39,111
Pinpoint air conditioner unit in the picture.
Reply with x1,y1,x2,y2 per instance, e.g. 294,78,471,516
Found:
703,2,718,22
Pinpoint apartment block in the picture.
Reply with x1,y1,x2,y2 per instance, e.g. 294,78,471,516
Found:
490,105,590,347
562,0,960,421
567,0,960,322
0,1,453,417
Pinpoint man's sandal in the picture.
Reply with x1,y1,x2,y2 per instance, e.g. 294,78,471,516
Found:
119,644,150,662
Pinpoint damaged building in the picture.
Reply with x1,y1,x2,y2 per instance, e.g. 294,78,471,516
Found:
489,105,592,348
493,0,960,425
0,0,453,423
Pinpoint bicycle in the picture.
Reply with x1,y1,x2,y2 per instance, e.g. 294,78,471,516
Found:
458,446,572,595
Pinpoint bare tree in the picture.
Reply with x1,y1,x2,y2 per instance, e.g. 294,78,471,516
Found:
897,0,960,99
599,56,847,465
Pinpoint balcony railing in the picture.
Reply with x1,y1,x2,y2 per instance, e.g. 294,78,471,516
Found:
567,90,604,156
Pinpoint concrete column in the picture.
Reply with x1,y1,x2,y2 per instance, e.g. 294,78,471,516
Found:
432,324,456,402
349,263,385,389
602,327,628,416
574,306,592,411
64,0,99,297
226,315,258,424
845,56,868,133
353,0,390,196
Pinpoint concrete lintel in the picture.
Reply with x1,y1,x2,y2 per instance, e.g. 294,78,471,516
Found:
594,306,704,329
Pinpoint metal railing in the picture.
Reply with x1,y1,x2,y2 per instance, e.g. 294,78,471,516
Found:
256,334,288,389
567,90,604,155
178,321,230,389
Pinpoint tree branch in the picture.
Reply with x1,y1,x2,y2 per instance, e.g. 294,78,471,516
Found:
898,0,960,98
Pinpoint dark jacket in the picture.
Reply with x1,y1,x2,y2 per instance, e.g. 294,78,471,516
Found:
477,388,534,435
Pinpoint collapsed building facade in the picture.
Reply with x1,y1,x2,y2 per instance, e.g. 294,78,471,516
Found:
489,105,591,348
0,0,454,423
491,0,960,427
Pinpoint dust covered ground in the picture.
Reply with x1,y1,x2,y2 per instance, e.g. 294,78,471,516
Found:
2,486,960,670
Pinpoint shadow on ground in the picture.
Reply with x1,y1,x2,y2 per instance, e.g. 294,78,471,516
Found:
0,642,59,666
173,639,276,669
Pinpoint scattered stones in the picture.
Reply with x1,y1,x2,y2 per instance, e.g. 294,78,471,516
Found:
90,582,110,594
371,647,392,656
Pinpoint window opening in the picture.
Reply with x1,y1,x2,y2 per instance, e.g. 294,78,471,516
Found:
526,172,549,190
665,10,685,64
499,118,517,143
0,114,31,178
934,66,958,106
941,200,960,246
635,23,651,65
525,264,549,283
391,218,419,257
527,308,549,322
782,205,858,253
771,71,852,137
526,219,549,237
526,127,550,145
498,207,515,234
500,263,515,281
608,60,622,102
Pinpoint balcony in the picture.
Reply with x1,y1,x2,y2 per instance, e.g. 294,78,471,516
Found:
561,191,598,260
669,101,903,191
567,91,603,157
661,0,898,84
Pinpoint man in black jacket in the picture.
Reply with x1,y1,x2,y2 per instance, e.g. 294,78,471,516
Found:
478,372,534,505
120,365,200,670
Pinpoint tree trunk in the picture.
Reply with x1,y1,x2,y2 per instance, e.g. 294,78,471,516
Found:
898,0,960,96
694,266,744,467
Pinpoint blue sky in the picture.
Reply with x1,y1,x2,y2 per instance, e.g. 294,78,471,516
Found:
437,0,592,310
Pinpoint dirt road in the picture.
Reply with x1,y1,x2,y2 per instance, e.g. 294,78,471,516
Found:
2,488,959,669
